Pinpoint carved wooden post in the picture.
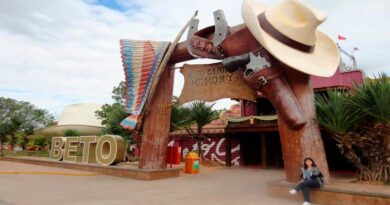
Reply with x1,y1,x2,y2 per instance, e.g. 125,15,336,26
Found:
138,66,175,169
278,67,330,183
261,133,267,169
225,135,232,167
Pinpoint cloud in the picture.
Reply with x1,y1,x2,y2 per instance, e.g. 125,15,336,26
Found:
0,0,160,115
0,0,389,116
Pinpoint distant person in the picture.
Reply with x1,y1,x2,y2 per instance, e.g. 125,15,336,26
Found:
289,157,324,205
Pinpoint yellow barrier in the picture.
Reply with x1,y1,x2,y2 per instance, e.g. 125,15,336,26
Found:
0,171,100,176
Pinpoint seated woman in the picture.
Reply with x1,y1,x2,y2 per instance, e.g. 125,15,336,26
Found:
289,157,324,205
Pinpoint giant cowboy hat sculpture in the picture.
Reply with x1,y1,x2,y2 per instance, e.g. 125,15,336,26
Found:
242,0,340,77
185,0,340,77
239,0,339,128
39,103,104,136
184,0,340,129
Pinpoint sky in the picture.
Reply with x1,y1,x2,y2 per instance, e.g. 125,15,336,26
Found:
0,0,389,118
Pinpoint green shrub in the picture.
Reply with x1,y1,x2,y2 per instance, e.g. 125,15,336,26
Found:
32,136,46,147
17,133,28,149
63,129,80,137
129,156,138,162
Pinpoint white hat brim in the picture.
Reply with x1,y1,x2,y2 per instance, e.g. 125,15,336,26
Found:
38,125,103,136
242,0,340,77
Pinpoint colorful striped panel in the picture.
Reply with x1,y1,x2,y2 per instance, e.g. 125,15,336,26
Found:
119,40,170,131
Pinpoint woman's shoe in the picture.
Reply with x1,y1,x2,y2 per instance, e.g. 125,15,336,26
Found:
302,202,311,205
289,189,297,195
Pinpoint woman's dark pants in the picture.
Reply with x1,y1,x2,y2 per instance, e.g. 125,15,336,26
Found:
295,179,320,202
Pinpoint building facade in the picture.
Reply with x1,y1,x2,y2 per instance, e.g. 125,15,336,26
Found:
169,68,364,172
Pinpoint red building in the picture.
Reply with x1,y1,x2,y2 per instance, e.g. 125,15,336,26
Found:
169,68,364,171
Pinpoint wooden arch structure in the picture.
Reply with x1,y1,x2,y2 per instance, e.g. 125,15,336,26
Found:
129,12,331,183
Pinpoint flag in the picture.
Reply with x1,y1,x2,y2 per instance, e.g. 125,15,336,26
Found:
338,35,347,40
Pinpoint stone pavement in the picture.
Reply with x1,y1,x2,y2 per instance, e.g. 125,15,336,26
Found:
0,161,305,205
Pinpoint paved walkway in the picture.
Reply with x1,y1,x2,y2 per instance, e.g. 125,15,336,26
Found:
0,161,303,205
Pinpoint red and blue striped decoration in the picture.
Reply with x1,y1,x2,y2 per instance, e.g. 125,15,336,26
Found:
119,40,170,130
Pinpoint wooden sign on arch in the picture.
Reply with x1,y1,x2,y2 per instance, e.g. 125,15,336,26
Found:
178,63,256,104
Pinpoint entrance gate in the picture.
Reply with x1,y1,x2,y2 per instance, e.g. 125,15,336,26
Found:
119,9,333,183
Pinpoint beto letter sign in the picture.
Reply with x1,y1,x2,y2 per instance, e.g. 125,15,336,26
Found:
50,135,125,166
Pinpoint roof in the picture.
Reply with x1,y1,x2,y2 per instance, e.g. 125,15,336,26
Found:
57,103,103,127
311,69,364,90
225,115,279,132
38,103,104,136
169,125,226,138
169,114,279,137
209,104,241,126
226,115,277,124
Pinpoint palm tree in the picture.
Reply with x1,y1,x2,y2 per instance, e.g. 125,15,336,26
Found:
315,90,366,175
315,90,364,135
170,103,192,132
347,74,390,123
186,101,219,162
96,103,133,161
315,74,390,182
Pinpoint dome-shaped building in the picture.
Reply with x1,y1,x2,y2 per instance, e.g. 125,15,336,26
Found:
39,103,104,136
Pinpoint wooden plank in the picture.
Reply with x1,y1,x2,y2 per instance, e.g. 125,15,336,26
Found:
261,133,267,169
168,24,246,65
225,124,279,133
178,63,256,104
278,67,330,183
139,66,175,169
225,135,232,167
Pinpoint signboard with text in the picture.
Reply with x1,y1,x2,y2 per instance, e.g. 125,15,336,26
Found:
50,135,125,166
178,63,256,104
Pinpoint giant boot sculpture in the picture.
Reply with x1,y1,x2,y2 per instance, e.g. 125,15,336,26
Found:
223,49,306,129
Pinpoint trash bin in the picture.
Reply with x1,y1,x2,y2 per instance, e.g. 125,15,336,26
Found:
185,152,200,174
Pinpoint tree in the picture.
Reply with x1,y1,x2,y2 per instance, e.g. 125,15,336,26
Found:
316,90,363,135
170,101,220,162
170,100,192,132
95,81,132,160
315,74,390,182
17,133,28,150
95,81,131,140
0,122,11,155
0,97,16,154
111,81,126,106
99,104,131,141
0,97,54,153
185,101,219,162
347,74,390,123
31,136,46,148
